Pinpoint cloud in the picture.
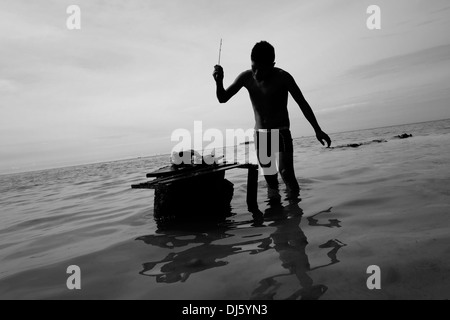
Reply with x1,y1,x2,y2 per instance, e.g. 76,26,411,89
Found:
345,44,450,80
2,0,450,174
0,79,19,93
317,102,369,115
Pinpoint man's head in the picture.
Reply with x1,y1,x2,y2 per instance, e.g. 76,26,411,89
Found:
251,41,275,81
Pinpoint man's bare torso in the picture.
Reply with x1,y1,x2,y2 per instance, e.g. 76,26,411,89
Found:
241,67,290,130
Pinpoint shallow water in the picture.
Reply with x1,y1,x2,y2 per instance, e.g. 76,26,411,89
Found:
1,119,449,299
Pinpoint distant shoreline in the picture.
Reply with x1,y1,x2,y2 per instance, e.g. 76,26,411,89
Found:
1,117,449,176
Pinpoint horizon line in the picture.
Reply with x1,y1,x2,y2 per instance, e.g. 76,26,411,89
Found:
1,116,449,177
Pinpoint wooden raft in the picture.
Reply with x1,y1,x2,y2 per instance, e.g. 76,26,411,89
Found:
131,163,259,221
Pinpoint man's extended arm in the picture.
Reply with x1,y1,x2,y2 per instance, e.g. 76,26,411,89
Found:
213,65,246,103
286,72,332,147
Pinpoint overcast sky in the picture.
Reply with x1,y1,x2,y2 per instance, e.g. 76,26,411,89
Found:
1,0,450,174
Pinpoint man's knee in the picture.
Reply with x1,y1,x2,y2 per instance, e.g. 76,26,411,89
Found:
264,174,279,188
279,166,294,178
259,161,278,176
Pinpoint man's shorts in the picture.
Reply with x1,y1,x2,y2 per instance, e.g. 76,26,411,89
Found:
254,128,294,158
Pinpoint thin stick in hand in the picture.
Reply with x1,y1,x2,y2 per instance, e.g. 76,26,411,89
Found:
218,38,222,65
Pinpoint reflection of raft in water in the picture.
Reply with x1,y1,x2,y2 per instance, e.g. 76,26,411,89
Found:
132,151,259,227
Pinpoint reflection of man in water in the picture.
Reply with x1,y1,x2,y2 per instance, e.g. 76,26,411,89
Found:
213,41,331,201
137,201,345,300
252,201,346,300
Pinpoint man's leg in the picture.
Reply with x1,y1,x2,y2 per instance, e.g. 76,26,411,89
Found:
278,151,300,199
257,153,279,199
255,131,280,201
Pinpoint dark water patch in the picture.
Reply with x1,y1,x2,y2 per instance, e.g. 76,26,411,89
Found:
339,197,394,208
330,139,388,150
393,133,413,139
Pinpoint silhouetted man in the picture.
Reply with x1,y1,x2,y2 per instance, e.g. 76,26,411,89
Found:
213,41,331,200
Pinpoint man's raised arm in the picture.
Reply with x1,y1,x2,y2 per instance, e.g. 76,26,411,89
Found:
213,65,246,103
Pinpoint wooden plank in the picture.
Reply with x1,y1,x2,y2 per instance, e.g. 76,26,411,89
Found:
133,163,258,189
146,156,227,178
149,163,248,185
131,181,158,189
146,165,206,178
246,165,259,212
147,163,229,182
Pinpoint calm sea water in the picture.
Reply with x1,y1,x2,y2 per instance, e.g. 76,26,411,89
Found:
1,118,449,299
